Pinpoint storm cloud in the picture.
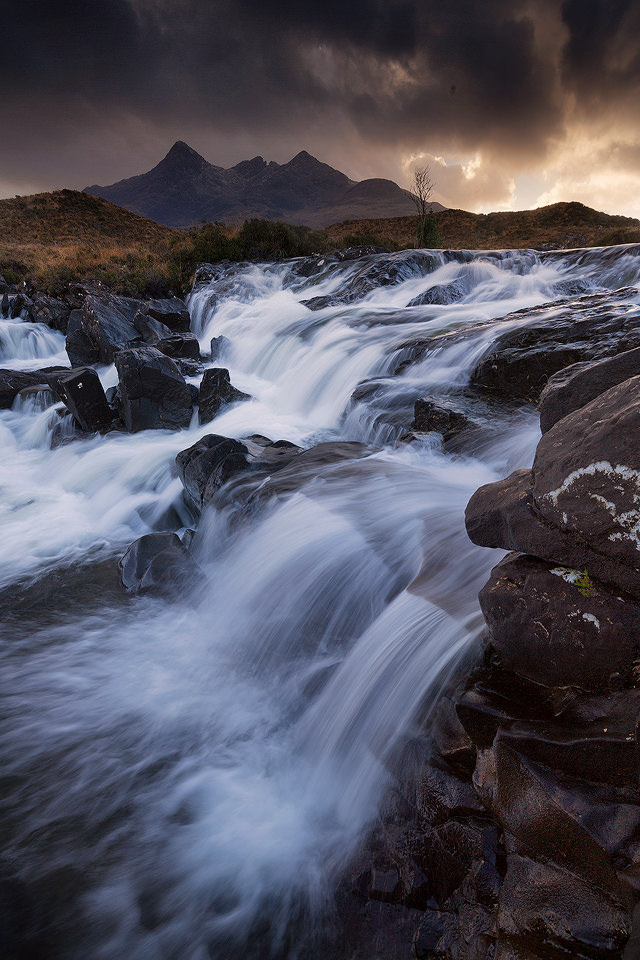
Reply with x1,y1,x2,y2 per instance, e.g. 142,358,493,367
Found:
1,0,639,214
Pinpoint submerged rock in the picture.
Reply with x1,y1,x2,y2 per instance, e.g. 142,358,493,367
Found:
118,533,200,596
412,398,473,441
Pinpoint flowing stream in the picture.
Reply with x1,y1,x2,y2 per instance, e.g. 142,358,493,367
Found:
2,244,640,959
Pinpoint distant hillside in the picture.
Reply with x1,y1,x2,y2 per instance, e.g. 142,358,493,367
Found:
326,202,640,250
0,189,177,295
2,190,639,299
84,141,440,229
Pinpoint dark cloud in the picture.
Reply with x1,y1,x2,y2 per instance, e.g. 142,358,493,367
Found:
0,0,639,206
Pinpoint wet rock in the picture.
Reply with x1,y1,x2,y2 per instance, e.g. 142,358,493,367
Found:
210,335,231,361
413,398,473,441
134,312,200,360
114,345,193,432
176,434,251,514
29,294,71,333
407,277,469,307
54,367,113,432
301,251,439,310
198,367,250,424
67,292,141,365
473,735,632,898
470,288,640,401
496,854,630,959
64,308,99,366
539,346,640,433
0,366,69,408
118,533,200,596
143,297,190,332
1,292,9,316
478,554,640,692
465,468,640,599
369,865,402,903
532,375,640,572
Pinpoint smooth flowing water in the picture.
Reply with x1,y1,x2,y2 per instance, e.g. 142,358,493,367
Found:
2,244,640,959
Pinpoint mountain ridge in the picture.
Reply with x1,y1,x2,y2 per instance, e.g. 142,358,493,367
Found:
84,141,438,229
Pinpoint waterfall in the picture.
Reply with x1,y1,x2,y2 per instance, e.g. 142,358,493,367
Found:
1,244,639,959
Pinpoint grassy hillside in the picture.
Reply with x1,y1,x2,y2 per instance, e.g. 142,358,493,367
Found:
0,190,177,296
326,201,640,251
2,191,639,298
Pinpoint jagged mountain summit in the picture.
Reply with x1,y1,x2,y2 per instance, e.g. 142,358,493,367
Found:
84,141,442,229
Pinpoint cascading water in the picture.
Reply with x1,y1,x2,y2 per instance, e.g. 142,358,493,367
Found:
2,244,640,959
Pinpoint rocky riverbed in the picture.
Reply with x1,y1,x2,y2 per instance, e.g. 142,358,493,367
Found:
1,244,639,959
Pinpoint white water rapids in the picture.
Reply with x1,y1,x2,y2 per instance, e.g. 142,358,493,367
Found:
2,244,640,959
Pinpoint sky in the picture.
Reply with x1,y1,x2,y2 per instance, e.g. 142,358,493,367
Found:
1,0,640,216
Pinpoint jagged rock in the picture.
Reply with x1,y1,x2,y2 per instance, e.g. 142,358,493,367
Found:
64,293,141,365
29,294,71,333
64,309,99,366
532,375,640,571
176,434,251,514
0,366,69,408
413,398,473,440
143,297,190,332
210,335,231,361
539,347,640,433
134,312,200,360
54,367,113,432
9,293,33,319
118,533,200,596
114,345,193,432
478,554,640,692
1,292,9,316
198,367,250,424
470,287,640,401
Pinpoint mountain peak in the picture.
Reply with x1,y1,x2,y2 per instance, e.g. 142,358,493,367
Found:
161,141,207,167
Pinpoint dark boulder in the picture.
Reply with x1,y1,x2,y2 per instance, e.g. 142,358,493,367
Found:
210,335,231,361
0,366,69,408
465,468,640,599
413,398,473,441
407,277,469,307
54,367,113,432
532,375,640,572
198,368,250,424
118,533,200,596
29,294,71,333
134,312,200,360
176,434,250,514
64,309,99,366
1,292,9,317
478,554,640,692
65,291,147,366
143,297,190,332
470,287,640,401
114,345,193,432
539,346,640,433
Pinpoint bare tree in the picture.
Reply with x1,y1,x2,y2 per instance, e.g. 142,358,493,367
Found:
410,165,440,247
